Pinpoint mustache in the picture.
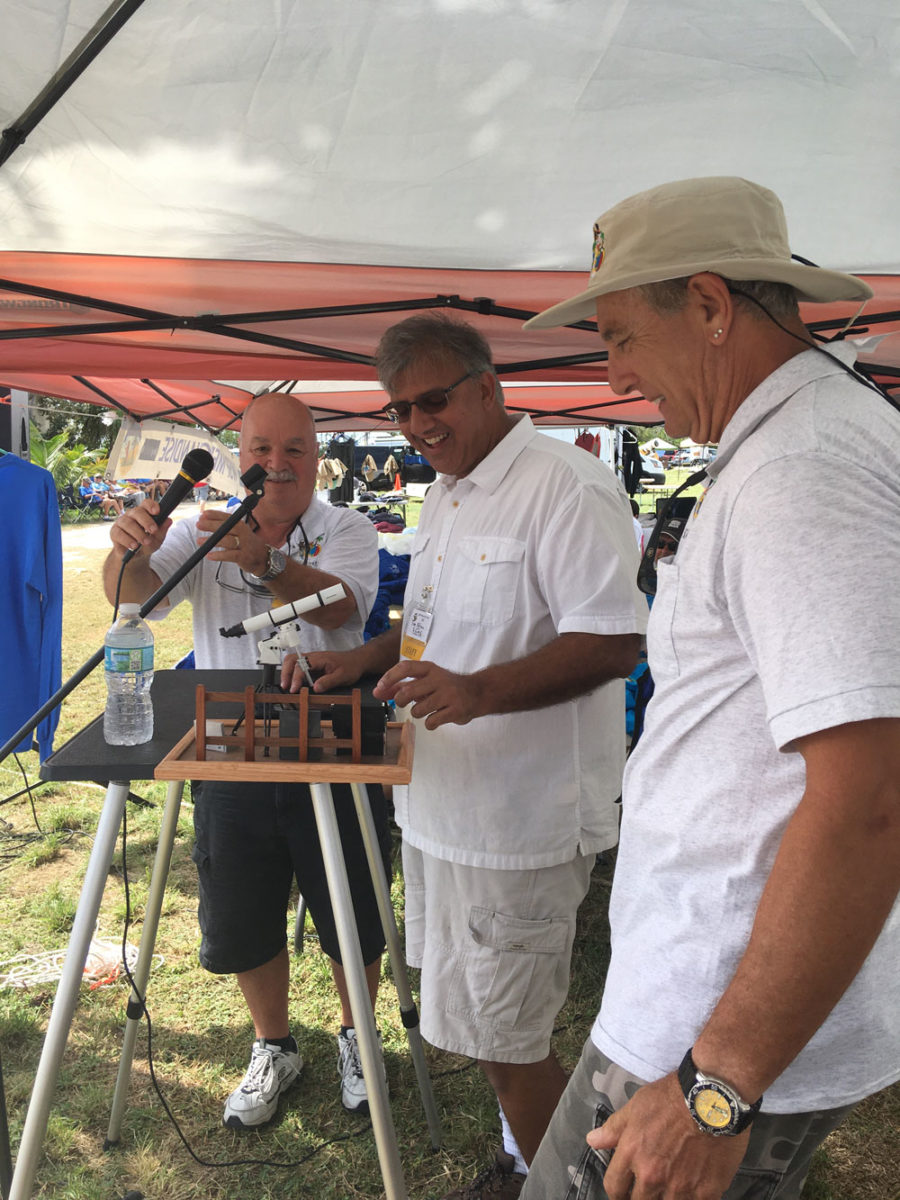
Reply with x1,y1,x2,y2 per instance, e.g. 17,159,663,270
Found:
265,469,298,483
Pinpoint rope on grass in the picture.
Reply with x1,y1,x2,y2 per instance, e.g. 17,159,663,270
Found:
0,935,162,991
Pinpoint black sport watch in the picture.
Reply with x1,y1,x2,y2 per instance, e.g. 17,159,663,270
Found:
677,1049,762,1136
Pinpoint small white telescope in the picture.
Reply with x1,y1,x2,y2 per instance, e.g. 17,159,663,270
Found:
219,583,345,638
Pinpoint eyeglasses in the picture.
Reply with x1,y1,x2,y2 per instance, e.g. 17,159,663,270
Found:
214,519,310,597
382,371,477,424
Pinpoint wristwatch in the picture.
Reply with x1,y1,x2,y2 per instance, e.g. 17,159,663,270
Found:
248,545,287,584
677,1049,762,1136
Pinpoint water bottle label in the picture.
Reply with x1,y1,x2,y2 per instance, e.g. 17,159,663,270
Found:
105,645,154,672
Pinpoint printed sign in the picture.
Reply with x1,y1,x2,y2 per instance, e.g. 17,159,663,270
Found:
107,417,242,496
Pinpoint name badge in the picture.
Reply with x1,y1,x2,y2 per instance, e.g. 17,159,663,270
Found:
401,606,433,660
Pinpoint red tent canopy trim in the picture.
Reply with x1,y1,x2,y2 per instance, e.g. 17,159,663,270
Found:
1,255,898,429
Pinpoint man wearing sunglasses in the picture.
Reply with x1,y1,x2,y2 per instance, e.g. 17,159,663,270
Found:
104,392,392,1128
518,177,900,1200
290,314,646,1198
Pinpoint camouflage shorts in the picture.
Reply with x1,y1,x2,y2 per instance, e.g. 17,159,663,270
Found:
520,1037,855,1200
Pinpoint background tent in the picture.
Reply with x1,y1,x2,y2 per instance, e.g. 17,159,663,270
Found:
1,0,899,429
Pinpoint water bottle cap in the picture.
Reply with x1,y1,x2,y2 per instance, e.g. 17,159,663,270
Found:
119,603,141,616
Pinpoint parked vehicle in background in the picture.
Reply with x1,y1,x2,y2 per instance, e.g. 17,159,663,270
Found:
670,447,717,469
638,446,666,485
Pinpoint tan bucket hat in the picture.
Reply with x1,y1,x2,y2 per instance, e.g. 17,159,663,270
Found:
525,176,873,330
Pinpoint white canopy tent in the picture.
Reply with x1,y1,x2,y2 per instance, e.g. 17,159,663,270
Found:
1,0,899,429
2,8,900,1198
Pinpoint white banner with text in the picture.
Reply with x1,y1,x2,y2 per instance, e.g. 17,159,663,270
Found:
107,418,242,496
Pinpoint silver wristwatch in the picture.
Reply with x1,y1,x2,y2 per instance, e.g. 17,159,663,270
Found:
248,545,287,583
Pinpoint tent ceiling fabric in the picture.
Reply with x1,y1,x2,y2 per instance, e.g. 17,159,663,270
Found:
2,0,900,429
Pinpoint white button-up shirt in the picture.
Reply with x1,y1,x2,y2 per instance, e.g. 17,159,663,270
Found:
394,415,647,869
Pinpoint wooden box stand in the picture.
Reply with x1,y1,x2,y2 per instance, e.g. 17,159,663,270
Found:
156,684,414,785
194,684,364,763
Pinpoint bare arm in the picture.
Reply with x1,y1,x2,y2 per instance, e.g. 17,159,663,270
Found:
692,717,900,1097
590,716,900,1200
197,509,358,630
102,499,170,607
373,631,641,729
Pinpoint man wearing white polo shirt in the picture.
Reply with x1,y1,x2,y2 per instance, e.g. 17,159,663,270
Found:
519,177,900,1200
294,314,646,1198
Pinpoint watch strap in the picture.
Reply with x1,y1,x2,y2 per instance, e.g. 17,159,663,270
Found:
677,1048,762,1136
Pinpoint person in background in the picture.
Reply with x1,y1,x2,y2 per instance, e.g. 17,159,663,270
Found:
288,314,646,1199
79,475,123,519
103,393,393,1128
519,175,900,1200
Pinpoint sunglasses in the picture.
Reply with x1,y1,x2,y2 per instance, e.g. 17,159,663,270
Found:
382,371,477,423
636,468,707,595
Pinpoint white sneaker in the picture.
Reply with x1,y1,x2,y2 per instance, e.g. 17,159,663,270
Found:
337,1027,387,1114
223,1038,303,1129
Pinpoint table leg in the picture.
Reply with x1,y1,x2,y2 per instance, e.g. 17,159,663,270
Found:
309,782,407,1200
10,780,130,1200
105,780,185,1148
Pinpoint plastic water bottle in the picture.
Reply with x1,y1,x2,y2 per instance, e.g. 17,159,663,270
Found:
103,604,154,745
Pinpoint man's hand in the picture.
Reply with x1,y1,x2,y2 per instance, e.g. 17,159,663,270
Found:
197,509,267,576
108,497,171,560
286,648,366,693
587,1074,749,1200
373,660,480,729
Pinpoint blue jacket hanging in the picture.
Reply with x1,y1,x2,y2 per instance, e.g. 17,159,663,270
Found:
0,456,63,759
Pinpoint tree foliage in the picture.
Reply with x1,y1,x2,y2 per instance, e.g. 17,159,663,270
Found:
29,422,103,491
30,395,118,453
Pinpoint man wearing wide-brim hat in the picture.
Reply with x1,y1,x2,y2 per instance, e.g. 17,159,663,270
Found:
520,177,900,1200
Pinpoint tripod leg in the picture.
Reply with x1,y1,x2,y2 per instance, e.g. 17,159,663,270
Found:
293,896,307,953
350,783,442,1150
309,783,408,1200
0,1047,11,1200
10,781,129,1200
105,780,185,1148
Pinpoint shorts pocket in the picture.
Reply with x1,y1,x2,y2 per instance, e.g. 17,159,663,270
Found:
565,1103,613,1200
725,1166,782,1200
448,906,571,1031
445,536,525,625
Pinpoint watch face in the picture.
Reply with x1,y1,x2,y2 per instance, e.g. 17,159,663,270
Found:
693,1086,734,1131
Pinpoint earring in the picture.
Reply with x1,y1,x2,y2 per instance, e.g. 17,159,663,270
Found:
713,328,723,340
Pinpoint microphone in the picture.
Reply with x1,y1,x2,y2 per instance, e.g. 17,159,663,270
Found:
122,447,215,565
219,583,346,638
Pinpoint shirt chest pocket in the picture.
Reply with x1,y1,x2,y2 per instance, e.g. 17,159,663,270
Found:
445,536,525,626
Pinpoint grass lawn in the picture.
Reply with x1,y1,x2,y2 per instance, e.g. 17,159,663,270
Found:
0,513,896,1198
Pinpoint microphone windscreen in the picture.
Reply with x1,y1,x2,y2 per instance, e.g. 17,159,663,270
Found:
180,447,214,483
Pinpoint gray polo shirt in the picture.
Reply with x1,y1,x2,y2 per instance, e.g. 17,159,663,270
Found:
594,343,900,1111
